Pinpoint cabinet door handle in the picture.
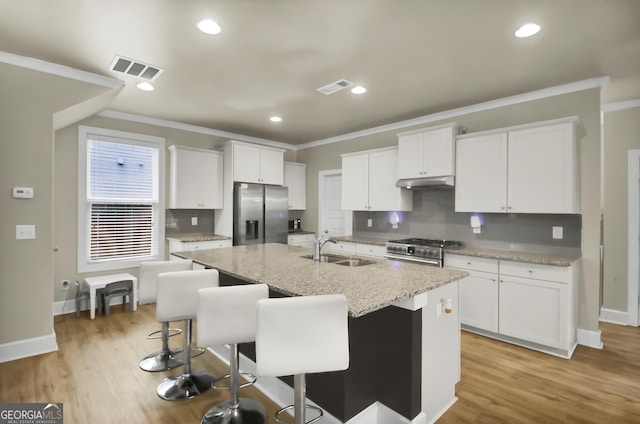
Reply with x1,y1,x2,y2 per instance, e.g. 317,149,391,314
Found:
528,270,533,273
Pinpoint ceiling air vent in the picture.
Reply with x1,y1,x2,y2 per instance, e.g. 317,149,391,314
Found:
316,79,354,95
109,56,163,81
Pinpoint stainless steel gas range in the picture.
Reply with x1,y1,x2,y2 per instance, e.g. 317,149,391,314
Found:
385,238,462,267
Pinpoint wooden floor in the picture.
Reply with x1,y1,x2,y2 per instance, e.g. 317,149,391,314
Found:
1,305,640,423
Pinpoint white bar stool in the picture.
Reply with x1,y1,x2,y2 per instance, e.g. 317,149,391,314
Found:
256,294,349,424
197,284,269,424
138,259,193,372
156,268,219,400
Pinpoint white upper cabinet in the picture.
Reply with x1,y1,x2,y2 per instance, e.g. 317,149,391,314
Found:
397,124,457,179
231,141,284,185
284,162,306,210
455,118,578,214
168,145,223,209
455,133,508,212
341,147,412,211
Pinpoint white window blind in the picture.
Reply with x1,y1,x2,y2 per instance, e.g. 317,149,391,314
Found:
78,126,165,273
90,203,153,260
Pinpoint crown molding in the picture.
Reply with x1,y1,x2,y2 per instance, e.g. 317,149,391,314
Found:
602,98,640,113
95,76,609,151
297,76,610,150
96,110,292,150
0,50,123,89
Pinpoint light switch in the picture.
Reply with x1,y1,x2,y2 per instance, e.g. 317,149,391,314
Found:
16,225,36,240
191,216,198,226
552,226,563,239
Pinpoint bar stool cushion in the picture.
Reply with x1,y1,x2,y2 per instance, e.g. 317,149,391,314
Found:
256,294,349,377
139,259,193,305
198,284,269,346
157,269,219,322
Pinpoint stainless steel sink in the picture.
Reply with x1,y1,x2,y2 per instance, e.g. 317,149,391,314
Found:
301,254,376,267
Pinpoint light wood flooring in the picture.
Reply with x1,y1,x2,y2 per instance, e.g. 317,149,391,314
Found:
1,304,640,423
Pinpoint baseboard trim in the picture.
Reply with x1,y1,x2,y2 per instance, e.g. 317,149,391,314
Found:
0,331,58,363
207,346,423,424
577,328,603,349
53,297,129,316
599,307,629,326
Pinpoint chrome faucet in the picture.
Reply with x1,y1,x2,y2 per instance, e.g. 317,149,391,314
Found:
313,231,337,262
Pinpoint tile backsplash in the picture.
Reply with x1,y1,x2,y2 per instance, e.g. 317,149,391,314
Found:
165,209,215,235
354,189,582,255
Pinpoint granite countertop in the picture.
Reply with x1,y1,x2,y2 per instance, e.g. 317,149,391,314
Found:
446,246,581,267
332,235,389,246
173,243,467,317
166,233,231,243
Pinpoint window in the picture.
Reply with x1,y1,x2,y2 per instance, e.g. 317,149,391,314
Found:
78,126,165,272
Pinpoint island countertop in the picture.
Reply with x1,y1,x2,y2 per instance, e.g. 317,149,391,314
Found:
173,243,467,317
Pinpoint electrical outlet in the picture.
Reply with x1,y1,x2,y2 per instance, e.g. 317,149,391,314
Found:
367,219,372,228
61,280,70,291
552,226,563,239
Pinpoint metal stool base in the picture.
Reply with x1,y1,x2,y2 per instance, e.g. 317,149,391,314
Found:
201,398,266,424
157,370,214,401
139,348,184,372
275,404,323,424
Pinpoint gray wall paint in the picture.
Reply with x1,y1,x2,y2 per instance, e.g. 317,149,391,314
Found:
353,189,581,255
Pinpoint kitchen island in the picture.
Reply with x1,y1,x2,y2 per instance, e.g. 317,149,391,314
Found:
174,243,467,424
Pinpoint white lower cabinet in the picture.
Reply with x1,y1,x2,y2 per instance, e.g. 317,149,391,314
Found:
498,261,573,351
329,241,357,255
445,255,499,333
445,254,576,357
287,233,315,249
328,241,386,258
355,243,386,258
168,239,232,262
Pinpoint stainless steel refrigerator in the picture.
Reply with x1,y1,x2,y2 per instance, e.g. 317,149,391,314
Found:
233,182,289,245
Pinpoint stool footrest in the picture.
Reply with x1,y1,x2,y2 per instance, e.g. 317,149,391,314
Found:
275,404,323,424
212,372,257,390
146,327,182,340
201,398,266,424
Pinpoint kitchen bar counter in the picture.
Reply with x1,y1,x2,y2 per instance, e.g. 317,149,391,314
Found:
172,243,467,317
173,243,466,423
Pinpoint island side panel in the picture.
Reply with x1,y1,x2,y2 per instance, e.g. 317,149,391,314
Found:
421,280,460,420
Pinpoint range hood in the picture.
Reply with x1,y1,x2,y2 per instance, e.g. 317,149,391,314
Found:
396,175,454,189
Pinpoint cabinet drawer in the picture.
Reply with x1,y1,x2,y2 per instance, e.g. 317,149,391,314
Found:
445,254,499,273
330,242,357,254
499,261,570,283
288,234,315,244
356,243,386,258
169,239,231,252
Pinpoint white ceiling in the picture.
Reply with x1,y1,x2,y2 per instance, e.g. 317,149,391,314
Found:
0,0,638,144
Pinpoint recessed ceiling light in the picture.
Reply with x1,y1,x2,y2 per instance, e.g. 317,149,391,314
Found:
197,19,221,35
351,85,367,95
270,116,282,123
515,23,541,38
136,82,155,91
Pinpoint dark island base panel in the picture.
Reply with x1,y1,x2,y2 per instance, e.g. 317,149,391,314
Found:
219,272,422,422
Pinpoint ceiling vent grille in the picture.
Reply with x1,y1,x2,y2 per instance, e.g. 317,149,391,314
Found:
109,56,163,81
316,79,354,95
